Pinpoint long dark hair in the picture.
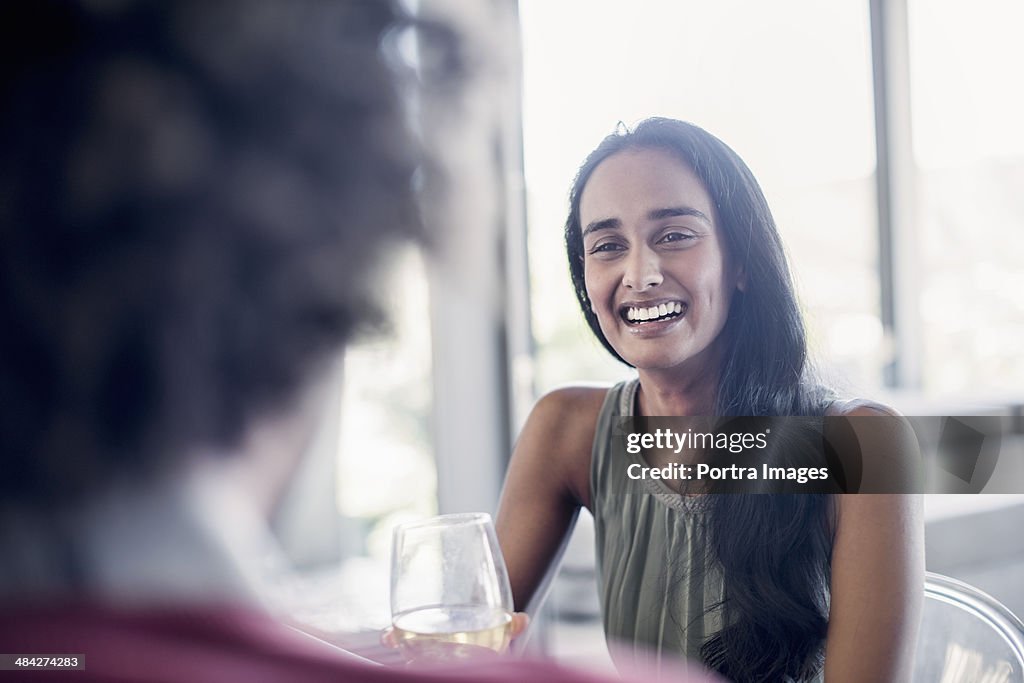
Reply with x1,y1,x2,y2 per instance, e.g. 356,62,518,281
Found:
566,118,834,681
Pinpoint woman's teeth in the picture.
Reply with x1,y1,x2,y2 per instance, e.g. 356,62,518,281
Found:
625,301,685,323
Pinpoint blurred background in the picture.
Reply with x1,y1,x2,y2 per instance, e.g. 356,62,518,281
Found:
273,0,1024,668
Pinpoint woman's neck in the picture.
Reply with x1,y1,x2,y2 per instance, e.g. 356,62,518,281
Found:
636,345,724,416
636,372,716,416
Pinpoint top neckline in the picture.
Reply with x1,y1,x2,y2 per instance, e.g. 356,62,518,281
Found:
618,378,709,514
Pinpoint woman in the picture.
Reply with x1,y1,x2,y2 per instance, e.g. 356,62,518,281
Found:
497,118,923,681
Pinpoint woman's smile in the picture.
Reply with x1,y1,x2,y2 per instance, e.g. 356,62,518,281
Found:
622,299,686,324
620,299,688,338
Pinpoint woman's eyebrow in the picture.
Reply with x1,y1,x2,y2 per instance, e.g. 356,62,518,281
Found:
582,217,621,238
648,206,711,224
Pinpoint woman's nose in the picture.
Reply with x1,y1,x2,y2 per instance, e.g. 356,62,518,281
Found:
622,247,664,291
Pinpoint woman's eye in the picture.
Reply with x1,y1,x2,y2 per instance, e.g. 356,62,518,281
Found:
659,231,695,244
588,242,624,254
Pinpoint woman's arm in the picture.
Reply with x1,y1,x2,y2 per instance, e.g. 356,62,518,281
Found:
824,406,925,681
495,387,605,613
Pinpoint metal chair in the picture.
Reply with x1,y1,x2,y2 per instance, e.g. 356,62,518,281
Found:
916,572,1024,682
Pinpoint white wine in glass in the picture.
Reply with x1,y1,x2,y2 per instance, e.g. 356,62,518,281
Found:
390,513,514,663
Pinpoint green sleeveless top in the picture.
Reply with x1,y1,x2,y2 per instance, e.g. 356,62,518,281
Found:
590,378,720,671
590,379,825,680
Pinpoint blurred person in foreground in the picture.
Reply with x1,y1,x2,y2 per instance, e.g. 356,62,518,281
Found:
0,2,715,682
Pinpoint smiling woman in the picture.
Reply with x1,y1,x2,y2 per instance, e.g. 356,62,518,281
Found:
497,118,924,682
578,148,741,383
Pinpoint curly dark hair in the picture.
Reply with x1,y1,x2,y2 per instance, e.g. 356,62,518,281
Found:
0,0,436,506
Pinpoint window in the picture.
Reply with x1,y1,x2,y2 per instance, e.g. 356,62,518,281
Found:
520,0,883,394
908,0,1024,395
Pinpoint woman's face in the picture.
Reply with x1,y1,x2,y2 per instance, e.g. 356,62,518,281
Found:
579,147,742,374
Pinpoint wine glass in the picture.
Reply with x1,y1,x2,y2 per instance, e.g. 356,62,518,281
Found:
390,513,514,663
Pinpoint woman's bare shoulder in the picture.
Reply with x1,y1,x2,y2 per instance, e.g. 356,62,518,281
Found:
826,396,915,455
516,384,611,509
532,384,609,420
525,385,609,452
827,396,921,501
826,397,901,418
